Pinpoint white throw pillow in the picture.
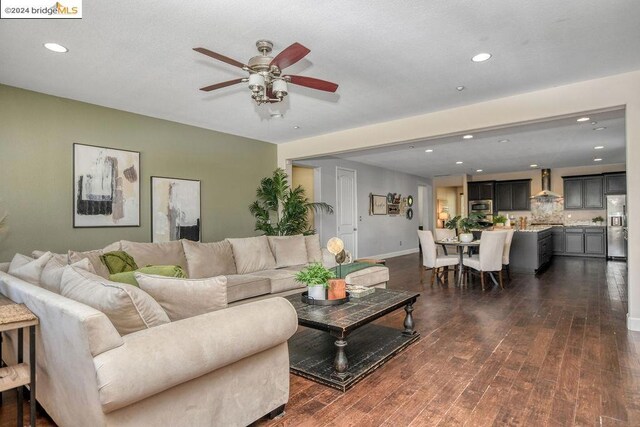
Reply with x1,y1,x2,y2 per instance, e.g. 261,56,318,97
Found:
226,236,276,274
181,240,237,278
268,235,309,268
120,240,188,270
68,243,120,279
40,257,96,294
60,266,170,335
135,273,228,321
8,252,53,285
304,234,323,263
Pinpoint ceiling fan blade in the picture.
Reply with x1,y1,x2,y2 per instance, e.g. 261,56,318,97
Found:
270,43,310,70
287,75,338,92
193,47,247,69
199,78,244,92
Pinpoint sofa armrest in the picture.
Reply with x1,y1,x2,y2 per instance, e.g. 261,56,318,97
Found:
93,297,298,413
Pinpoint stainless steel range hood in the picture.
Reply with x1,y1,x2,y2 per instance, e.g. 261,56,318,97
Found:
531,169,562,199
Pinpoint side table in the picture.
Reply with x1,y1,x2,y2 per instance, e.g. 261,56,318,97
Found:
0,294,38,427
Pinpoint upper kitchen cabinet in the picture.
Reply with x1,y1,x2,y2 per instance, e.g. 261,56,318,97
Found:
468,181,494,201
563,175,604,210
604,172,626,194
495,180,531,211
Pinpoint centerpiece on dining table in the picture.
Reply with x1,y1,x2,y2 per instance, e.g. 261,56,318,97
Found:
444,213,487,243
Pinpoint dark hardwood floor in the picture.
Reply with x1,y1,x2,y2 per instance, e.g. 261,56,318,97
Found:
1,255,638,426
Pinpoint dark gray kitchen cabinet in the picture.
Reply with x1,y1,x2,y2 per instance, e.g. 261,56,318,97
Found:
604,173,626,194
583,177,604,209
563,175,604,210
564,229,585,254
468,181,494,201
585,228,606,255
509,229,553,274
495,180,531,211
552,227,565,254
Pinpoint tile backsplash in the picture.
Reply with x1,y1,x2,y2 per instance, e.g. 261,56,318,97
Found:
498,198,606,225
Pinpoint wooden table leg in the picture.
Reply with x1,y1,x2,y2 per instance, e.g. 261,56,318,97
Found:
330,331,350,380
403,302,416,336
457,249,464,287
29,326,35,427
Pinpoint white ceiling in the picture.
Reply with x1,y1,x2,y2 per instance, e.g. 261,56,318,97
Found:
1,1,639,143
314,110,626,178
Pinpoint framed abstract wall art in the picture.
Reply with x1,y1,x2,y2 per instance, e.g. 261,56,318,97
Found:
151,176,201,242
73,143,140,227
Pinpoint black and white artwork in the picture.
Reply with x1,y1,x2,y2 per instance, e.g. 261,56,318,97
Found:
151,177,201,242
73,143,140,227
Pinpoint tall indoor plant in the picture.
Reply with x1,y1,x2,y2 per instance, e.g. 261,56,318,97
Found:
249,168,333,236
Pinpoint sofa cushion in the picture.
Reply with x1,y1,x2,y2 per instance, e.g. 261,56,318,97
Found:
250,269,305,294
225,275,271,303
226,236,276,274
31,250,67,261
8,252,53,285
305,234,323,263
109,265,187,287
68,245,118,279
345,265,389,287
182,239,237,278
101,251,139,274
60,266,170,335
135,273,228,321
268,235,308,268
120,240,188,271
40,257,96,294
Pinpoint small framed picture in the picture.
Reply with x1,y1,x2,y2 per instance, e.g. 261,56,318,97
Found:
370,194,387,215
151,176,201,242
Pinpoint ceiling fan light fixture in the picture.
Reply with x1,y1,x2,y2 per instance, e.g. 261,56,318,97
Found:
272,79,288,99
248,73,265,93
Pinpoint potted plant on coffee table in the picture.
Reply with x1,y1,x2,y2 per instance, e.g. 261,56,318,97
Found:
295,263,335,301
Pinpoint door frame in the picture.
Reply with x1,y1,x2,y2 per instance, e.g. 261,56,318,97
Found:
335,166,358,259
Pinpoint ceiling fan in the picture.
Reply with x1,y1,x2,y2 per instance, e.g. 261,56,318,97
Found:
193,40,338,105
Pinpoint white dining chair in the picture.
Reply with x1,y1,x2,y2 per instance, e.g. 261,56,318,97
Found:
502,229,515,281
417,230,459,286
462,230,508,290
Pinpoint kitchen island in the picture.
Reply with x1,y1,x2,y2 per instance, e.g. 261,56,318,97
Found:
509,226,554,274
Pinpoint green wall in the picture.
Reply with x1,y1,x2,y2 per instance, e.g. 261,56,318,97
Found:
0,85,276,261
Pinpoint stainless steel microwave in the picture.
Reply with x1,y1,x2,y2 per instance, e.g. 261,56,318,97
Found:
469,200,493,214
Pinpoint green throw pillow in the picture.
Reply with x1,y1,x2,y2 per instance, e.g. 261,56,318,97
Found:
110,265,187,287
101,251,138,274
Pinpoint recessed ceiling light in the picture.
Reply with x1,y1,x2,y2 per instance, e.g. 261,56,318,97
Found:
456,86,465,91
590,121,598,125
471,53,492,62
44,42,68,53
409,145,415,149
270,113,283,118
576,117,590,122
594,127,606,131
530,164,538,168
456,161,464,165
594,158,603,162
463,134,474,139
476,169,483,172
425,149,433,153
594,146,604,150
293,125,300,129
498,139,510,143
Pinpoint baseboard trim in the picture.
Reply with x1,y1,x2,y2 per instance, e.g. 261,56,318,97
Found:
364,248,419,260
627,313,640,331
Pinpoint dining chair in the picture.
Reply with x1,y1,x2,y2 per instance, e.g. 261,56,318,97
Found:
417,230,459,286
462,230,508,290
502,229,515,281
434,228,456,256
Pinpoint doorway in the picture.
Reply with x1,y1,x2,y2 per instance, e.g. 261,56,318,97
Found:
336,167,358,258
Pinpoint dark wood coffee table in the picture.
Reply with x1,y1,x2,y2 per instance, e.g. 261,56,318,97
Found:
285,288,420,391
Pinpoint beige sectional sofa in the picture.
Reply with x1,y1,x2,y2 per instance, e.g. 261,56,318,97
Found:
0,234,389,426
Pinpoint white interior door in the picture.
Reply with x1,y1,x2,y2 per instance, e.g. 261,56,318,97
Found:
336,167,357,258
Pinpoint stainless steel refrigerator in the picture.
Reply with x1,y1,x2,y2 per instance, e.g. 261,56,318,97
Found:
607,195,627,259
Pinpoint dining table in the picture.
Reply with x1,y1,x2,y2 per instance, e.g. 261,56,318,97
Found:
435,239,480,286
